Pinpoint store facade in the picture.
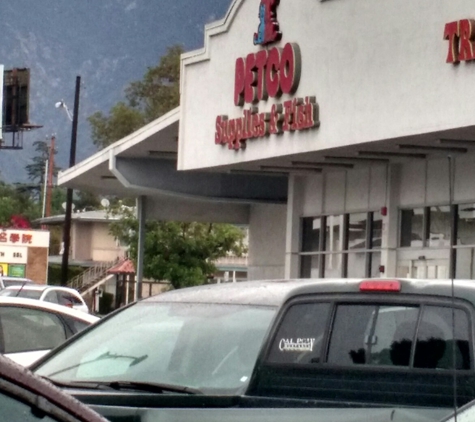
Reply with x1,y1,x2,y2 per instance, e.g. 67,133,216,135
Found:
177,0,475,281
60,0,475,284
0,229,50,283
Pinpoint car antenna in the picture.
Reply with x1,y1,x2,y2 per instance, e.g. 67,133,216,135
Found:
448,155,458,422
15,281,28,298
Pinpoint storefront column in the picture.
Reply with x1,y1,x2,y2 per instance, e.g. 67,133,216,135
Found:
136,195,146,300
381,164,401,277
285,175,305,279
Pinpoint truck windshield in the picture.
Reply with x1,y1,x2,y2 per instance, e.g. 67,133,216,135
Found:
34,301,276,394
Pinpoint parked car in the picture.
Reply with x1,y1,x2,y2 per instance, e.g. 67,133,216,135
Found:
0,354,107,422
29,278,470,421
0,285,89,313
0,276,35,290
0,297,99,366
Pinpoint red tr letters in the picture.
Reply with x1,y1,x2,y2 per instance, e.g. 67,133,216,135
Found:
444,19,475,63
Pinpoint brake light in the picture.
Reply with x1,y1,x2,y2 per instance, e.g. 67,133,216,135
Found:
359,280,401,292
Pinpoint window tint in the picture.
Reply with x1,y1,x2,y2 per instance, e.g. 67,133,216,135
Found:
416,306,470,370
63,315,90,334
58,291,82,306
0,307,67,353
327,304,471,370
328,305,419,366
267,303,330,364
44,291,59,304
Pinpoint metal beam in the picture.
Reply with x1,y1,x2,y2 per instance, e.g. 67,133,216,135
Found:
136,196,146,301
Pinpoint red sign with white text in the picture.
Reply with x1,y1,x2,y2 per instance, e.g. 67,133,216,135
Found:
215,0,319,151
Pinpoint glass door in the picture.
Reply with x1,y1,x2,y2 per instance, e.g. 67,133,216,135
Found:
397,259,449,279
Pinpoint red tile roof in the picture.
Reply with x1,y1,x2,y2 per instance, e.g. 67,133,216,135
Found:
108,259,135,274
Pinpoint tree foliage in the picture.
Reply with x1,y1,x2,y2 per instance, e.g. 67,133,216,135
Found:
25,139,60,185
0,182,39,226
22,139,61,203
88,103,145,151
75,190,102,212
109,207,247,289
90,45,246,290
88,45,183,150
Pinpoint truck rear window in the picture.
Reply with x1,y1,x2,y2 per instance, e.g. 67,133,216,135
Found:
267,302,471,370
267,303,330,364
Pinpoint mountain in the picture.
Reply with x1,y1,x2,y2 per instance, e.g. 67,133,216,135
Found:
0,0,230,183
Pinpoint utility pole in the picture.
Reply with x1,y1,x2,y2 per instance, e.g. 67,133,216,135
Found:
60,76,81,286
45,134,55,217
41,159,48,219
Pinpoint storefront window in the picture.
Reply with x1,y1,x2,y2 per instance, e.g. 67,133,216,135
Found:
457,204,475,246
347,252,366,278
301,217,321,252
370,252,382,277
372,212,383,249
429,206,451,248
325,215,343,252
300,212,381,279
325,253,342,278
400,208,424,247
348,213,367,250
300,255,320,278
456,249,475,279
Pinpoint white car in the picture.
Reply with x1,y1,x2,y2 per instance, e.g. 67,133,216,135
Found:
0,285,89,313
0,276,35,290
0,297,98,366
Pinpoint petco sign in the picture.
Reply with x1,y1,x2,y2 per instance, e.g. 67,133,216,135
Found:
215,0,320,151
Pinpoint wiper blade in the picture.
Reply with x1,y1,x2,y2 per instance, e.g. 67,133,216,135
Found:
42,377,114,390
44,378,202,395
107,381,203,395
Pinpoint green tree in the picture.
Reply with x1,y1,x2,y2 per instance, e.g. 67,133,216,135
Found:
25,139,59,184
90,45,244,290
0,182,40,226
22,138,61,205
75,190,101,212
50,187,67,216
89,45,183,150
88,103,145,151
109,207,247,289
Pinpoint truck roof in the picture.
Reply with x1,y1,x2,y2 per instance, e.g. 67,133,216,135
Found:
143,279,320,306
289,278,475,305
143,278,475,307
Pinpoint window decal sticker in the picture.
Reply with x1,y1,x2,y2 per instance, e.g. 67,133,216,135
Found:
279,338,316,352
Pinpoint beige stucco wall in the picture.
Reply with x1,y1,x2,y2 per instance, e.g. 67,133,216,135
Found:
71,221,126,263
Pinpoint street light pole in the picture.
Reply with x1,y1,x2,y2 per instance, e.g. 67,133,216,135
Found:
60,76,81,286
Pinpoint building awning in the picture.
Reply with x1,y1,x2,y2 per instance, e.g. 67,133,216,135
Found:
108,259,135,275
57,107,288,224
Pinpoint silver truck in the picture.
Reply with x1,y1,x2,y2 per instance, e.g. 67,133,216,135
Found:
31,279,474,422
